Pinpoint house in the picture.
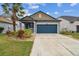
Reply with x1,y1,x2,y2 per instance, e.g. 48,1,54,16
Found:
58,16,79,32
20,11,61,33
0,16,24,33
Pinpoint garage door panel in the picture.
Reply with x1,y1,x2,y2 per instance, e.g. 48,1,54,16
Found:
37,24,57,33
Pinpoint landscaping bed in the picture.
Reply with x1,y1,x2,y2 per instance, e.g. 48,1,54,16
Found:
0,34,34,56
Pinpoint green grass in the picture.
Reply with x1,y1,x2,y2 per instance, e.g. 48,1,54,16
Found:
60,31,72,35
60,31,79,40
71,33,79,39
0,34,33,56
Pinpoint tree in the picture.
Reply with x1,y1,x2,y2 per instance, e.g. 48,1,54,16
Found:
1,3,25,31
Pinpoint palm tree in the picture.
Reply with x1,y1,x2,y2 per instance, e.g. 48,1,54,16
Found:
1,3,25,31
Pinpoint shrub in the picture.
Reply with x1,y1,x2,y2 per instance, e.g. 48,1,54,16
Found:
0,27,4,33
10,31,18,36
24,29,32,38
6,28,32,39
6,30,12,36
17,30,25,39
6,30,18,36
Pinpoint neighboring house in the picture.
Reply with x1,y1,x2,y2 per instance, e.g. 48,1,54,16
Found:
58,16,79,32
20,11,61,33
0,16,24,33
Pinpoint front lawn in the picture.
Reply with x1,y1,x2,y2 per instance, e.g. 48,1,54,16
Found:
60,31,79,40
71,33,79,39
0,34,33,56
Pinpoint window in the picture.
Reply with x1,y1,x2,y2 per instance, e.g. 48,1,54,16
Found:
70,21,74,23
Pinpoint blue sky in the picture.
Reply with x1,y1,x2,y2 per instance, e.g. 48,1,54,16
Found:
0,3,79,18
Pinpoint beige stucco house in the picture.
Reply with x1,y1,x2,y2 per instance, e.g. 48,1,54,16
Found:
20,11,79,33
59,16,79,32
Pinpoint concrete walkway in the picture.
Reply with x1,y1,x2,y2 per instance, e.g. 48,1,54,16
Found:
30,34,79,56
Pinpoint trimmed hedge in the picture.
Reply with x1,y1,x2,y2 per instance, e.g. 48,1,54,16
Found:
0,27,4,33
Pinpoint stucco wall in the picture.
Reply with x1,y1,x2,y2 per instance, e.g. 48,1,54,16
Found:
59,18,71,31
16,21,25,30
59,18,79,32
0,23,13,33
0,21,25,33
72,21,79,32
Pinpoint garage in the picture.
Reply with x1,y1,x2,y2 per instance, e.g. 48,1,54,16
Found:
37,24,57,33
77,25,79,32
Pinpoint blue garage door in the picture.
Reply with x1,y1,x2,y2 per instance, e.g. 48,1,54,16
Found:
37,24,57,33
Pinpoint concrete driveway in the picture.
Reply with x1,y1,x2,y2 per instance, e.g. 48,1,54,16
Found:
30,34,79,56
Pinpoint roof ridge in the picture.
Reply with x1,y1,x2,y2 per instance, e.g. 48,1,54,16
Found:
59,16,79,21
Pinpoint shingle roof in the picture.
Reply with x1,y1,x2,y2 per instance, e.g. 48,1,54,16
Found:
20,16,33,21
30,11,57,21
20,11,61,22
59,16,79,22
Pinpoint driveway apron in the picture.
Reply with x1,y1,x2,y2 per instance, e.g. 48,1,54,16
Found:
30,34,79,56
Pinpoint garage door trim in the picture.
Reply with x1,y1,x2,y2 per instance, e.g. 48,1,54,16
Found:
36,24,58,33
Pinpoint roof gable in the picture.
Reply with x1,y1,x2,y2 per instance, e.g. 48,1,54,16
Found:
30,11,57,21
20,11,61,22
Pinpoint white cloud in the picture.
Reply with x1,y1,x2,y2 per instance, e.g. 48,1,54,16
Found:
28,3,39,9
57,3,62,7
30,5,39,9
23,9,31,16
70,3,77,7
46,12,50,14
54,11,59,15
64,10,73,12
27,13,31,16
